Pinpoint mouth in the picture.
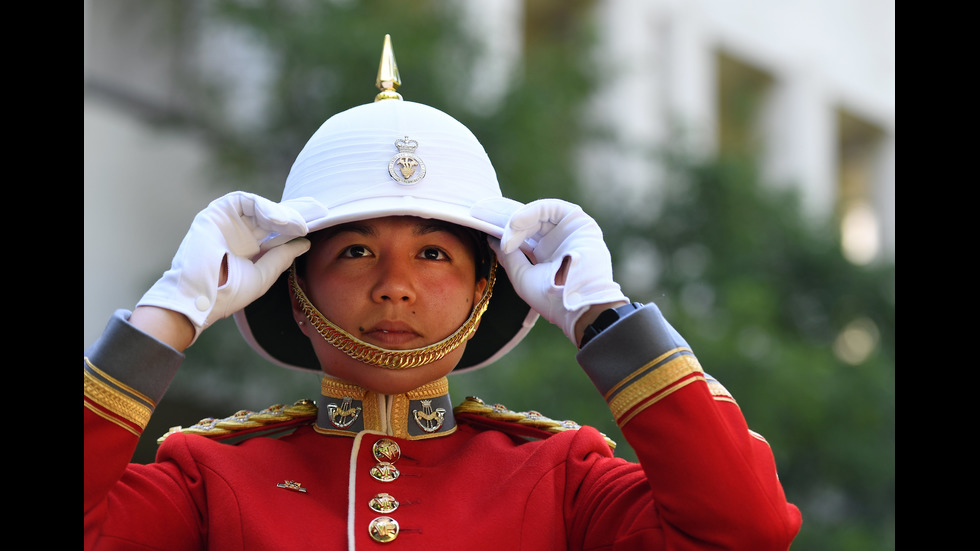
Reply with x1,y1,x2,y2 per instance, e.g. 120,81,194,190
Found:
361,322,421,348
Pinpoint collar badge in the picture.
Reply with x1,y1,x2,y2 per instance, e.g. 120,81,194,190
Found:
326,396,362,429
388,136,426,185
413,399,446,433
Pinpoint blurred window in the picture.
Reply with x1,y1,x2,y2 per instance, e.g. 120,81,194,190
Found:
716,50,773,159
837,108,885,265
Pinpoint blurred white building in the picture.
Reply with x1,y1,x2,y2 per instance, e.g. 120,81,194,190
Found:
84,0,894,346
589,0,894,268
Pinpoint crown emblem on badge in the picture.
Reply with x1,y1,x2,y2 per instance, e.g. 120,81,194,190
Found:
388,136,426,185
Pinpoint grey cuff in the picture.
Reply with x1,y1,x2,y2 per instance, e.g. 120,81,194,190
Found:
84,309,184,404
575,303,691,397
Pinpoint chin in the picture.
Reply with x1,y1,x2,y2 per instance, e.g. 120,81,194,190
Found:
322,355,462,395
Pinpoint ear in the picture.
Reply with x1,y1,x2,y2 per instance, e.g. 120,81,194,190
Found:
288,272,313,337
468,277,489,340
473,276,488,308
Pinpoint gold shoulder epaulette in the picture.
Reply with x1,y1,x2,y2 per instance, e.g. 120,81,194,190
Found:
157,399,318,445
453,396,616,451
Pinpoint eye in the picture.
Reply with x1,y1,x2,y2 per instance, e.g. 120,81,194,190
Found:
419,247,449,261
341,245,373,258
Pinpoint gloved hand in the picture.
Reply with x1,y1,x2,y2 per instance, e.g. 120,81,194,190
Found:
472,198,628,344
137,191,327,345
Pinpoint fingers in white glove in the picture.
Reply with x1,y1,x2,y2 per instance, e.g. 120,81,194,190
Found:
489,199,628,343
499,199,587,255
218,237,311,316
137,191,325,345
488,236,574,328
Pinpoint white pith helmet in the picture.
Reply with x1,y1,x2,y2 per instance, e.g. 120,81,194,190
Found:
234,35,538,374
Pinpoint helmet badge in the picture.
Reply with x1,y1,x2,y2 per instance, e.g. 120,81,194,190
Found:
388,136,426,185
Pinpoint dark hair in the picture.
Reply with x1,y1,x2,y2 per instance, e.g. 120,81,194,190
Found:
452,225,493,282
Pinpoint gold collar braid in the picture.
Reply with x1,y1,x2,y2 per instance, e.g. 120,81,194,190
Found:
289,259,496,370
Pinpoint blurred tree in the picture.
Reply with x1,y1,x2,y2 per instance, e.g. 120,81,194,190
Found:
631,151,896,550
129,2,893,549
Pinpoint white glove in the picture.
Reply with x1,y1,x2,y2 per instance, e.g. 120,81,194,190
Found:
473,198,628,344
137,191,327,345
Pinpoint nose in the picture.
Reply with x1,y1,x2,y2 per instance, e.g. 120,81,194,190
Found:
371,256,416,304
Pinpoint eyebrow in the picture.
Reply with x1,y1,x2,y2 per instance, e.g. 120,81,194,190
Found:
415,221,461,236
327,222,376,238
327,219,459,239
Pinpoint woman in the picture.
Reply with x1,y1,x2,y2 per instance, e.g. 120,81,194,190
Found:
84,36,801,549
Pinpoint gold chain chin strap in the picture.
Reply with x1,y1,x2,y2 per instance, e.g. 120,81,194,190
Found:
289,259,496,370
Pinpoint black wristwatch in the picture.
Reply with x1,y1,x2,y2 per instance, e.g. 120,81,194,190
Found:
579,302,643,348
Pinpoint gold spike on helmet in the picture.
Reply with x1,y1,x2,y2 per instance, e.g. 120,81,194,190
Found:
375,34,402,102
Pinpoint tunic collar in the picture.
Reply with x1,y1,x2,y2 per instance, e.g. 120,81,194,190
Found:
314,376,457,440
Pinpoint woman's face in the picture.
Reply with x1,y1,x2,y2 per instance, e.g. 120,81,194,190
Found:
291,216,487,394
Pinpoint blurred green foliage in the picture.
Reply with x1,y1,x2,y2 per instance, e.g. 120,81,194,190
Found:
641,153,895,550
131,2,894,549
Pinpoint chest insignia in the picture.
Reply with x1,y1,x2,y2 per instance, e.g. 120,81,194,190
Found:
276,480,308,493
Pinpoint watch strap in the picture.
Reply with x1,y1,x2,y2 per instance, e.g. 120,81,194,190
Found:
579,302,642,348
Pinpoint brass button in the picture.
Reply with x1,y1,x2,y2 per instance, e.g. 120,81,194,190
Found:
368,516,399,543
370,462,400,482
372,438,401,463
368,492,399,514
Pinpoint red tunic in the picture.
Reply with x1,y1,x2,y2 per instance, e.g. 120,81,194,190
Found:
84,307,801,550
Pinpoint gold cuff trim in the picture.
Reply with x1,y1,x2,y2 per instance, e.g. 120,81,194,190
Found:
83,357,156,406
603,347,693,401
617,376,703,426
83,358,154,430
607,353,703,422
84,401,142,437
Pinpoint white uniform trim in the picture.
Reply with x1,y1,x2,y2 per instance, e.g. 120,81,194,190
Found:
347,429,388,550
347,431,364,550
